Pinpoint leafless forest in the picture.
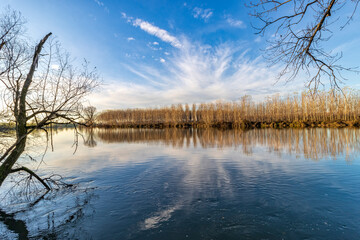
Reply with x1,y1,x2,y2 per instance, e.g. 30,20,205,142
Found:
96,89,360,128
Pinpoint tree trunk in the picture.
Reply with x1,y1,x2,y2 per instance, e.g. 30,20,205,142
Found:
0,33,51,188
0,138,26,186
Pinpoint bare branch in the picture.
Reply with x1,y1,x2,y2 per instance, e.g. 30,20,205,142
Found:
249,0,360,90
0,7,99,190
10,166,50,190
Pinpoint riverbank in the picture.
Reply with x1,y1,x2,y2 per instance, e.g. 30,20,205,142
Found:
96,90,360,129
94,119,360,129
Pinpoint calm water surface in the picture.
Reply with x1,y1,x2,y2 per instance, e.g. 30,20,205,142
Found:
1,128,360,239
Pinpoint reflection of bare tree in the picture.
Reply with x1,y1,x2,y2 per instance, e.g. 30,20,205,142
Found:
83,128,97,148
93,128,360,161
95,128,193,149
0,209,29,239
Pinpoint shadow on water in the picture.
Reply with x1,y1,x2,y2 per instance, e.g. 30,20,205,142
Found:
0,209,29,240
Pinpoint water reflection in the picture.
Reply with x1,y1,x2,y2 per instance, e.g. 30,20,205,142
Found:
84,128,360,161
1,128,360,239
84,128,97,148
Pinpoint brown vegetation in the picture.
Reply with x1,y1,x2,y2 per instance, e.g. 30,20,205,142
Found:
96,89,360,129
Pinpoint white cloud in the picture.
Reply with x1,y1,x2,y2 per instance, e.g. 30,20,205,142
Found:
89,40,303,109
225,15,246,28
332,38,360,54
94,0,104,7
122,13,182,48
51,64,60,70
160,58,166,63
192,7,213,21
153,41,159,45
127,37,135,41
121,12,132,22
94,0,109,13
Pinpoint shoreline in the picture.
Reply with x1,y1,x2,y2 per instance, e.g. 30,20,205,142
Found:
93,120,360,129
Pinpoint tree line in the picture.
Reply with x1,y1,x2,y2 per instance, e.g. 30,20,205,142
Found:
96,89,360,128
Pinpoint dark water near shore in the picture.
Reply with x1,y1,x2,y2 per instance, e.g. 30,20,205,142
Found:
1,128,360,239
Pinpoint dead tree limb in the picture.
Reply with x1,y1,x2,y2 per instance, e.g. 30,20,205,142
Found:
10,166,50,190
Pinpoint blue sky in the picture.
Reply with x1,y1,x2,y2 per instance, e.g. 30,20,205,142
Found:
1,0,359,109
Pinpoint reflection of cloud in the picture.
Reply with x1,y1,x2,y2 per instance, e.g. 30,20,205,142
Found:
142,204,182,230
11,128,360,238
33,128,360,183
24,127,360,239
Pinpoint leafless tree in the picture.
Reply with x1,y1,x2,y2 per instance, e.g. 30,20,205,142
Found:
248,0,360,90
0,9,99,189
96,88,360,128
83,106,97,126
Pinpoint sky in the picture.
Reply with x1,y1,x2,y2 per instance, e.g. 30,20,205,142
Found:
1,0,359,110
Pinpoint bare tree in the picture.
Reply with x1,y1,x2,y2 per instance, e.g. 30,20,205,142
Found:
0,9,99,189
248,0,360,90
83,106,97,126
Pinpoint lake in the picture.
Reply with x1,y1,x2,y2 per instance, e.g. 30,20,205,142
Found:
1,128,360,239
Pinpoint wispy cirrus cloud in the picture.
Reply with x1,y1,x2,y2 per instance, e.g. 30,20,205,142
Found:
122,13,182,48
89,13,302,109
94,0,109,13
192,7,213,22
89,39,302,109
225,15,246,28
94,0,104,7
